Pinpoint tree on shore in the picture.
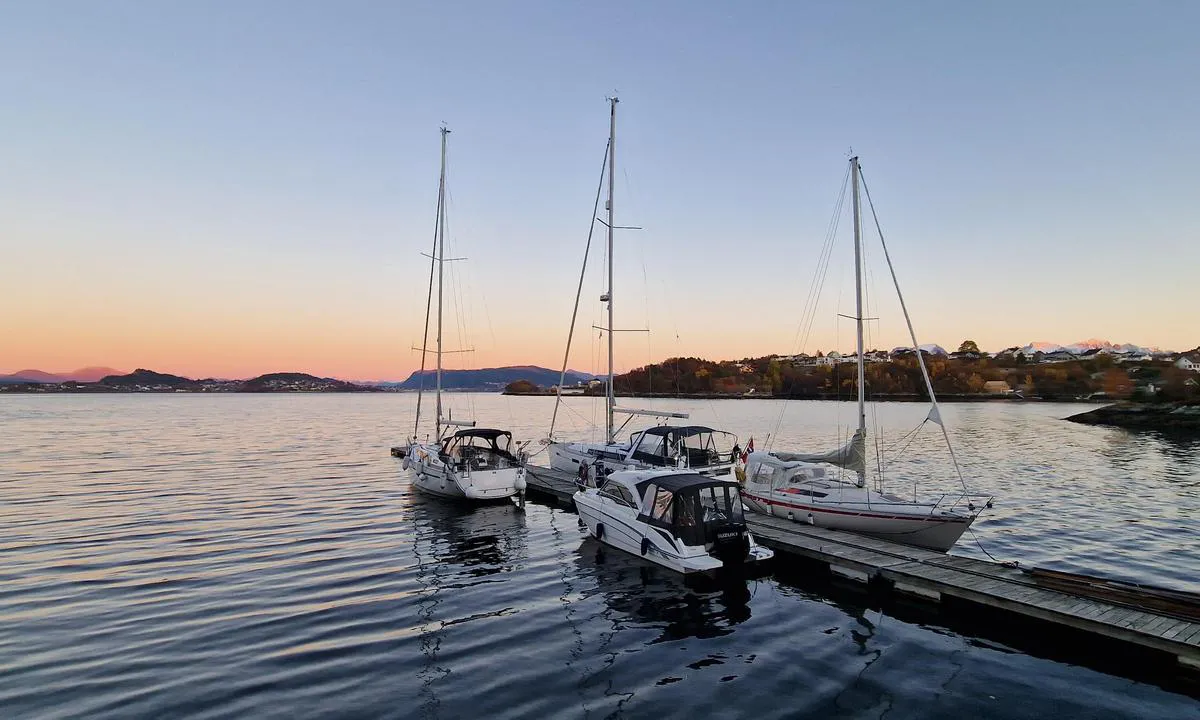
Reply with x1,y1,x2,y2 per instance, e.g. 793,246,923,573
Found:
504,380,541,394
957,340,980,354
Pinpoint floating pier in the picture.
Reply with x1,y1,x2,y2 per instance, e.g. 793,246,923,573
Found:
521,463,1200,676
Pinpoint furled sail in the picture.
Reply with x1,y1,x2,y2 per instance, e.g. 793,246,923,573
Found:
770,429,866,474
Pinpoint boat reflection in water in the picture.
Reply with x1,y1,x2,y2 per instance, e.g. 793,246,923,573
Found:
407,496,528,717
573,536,753,643
408,494,528,576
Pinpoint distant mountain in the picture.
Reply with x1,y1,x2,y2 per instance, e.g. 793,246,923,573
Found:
66,367,126,382
1018,339,1167,356
0,366,127,384
890,345,947,356
101,369,198,389
240,372,377,392
1021,341,1065,354
394,365,595,391
0,369,64,384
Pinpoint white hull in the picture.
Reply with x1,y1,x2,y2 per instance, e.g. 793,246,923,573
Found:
548,441,630,476
741,489,973,552
405,443,523,502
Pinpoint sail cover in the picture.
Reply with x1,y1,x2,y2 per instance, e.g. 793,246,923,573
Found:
768,430,866,474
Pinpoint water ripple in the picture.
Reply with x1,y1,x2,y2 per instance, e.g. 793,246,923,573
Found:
0,394,1195,719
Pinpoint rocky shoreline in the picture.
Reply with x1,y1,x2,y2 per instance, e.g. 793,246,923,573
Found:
1065,402,1200,432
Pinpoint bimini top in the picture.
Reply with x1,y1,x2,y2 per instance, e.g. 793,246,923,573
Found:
639,425,718,439
633,472,734,494
452,428,512,441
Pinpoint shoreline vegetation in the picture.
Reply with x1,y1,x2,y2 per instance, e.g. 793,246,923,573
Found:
504,389,1061,402
504,344,1200,405
5,342,1197,408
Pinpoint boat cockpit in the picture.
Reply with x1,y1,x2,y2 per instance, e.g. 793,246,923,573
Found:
440,429,521,472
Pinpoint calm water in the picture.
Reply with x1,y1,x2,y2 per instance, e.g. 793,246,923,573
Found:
2,394,1197,718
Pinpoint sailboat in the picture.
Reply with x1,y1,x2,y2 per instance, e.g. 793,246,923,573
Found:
546,98,738,482
740,156,993,551
400,126,527,502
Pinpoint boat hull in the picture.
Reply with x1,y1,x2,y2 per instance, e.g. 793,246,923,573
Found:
405,443,523,502
574,491,772,574
548,441,628,477
742,490,973,552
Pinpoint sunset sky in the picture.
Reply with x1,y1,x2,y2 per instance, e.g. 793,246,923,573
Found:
2,2,1197,380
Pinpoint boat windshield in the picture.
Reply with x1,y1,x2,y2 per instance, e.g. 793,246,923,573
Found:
671,483,744,547
629,426,737,468
440,431,519,470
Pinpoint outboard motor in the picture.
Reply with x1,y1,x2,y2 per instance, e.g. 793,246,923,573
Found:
707,521,750,565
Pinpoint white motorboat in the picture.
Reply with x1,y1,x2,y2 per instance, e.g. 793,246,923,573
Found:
740,156,992,551
544,98,739,474
400,126,525,503
574,469,773,574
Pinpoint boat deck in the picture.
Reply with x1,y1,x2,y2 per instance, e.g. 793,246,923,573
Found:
522,463,1200,674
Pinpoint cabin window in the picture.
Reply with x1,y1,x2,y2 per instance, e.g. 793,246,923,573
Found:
752,465,776,483
599,481,636,508
652,489,674,521
697,485,745,524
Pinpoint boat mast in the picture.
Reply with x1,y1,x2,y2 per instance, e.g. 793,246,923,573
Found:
605,97,617,445
851,156,866,487
413,133,445,440
435,125,449,440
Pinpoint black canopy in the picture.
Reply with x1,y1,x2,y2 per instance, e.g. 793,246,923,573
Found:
639,425,716,439
452,428,512,441
634,472,734,494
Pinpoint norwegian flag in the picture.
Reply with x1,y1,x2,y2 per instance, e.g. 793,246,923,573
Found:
740,437,754,464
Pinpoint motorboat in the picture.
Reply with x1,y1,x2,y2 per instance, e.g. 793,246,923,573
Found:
550,424,738,481
574,469,773,574
399,126,525,503
739,156,992,551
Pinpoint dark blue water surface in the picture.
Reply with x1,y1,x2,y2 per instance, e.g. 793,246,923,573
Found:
1,395,1197,718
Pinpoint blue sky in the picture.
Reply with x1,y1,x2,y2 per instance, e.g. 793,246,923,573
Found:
1,2,1197,379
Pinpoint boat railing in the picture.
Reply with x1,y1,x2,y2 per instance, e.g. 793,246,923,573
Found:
933,492,995,515
779,491,994,518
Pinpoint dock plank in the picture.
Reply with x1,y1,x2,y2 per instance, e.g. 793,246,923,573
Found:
1180,625,1200,646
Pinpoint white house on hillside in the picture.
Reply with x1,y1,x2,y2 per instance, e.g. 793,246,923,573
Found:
1177,356,1200,372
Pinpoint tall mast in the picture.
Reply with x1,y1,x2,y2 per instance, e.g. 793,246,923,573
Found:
851,156,866,486
413,144,443,439
435,125,449,440
605,97,617,445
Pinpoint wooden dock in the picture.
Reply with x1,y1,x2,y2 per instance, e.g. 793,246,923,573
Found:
522,463,1200,674
524,464,579,503
747,513,1200,671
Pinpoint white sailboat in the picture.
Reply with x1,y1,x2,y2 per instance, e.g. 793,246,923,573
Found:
401,126,526,502
740,156,993,551
547,98,738,482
